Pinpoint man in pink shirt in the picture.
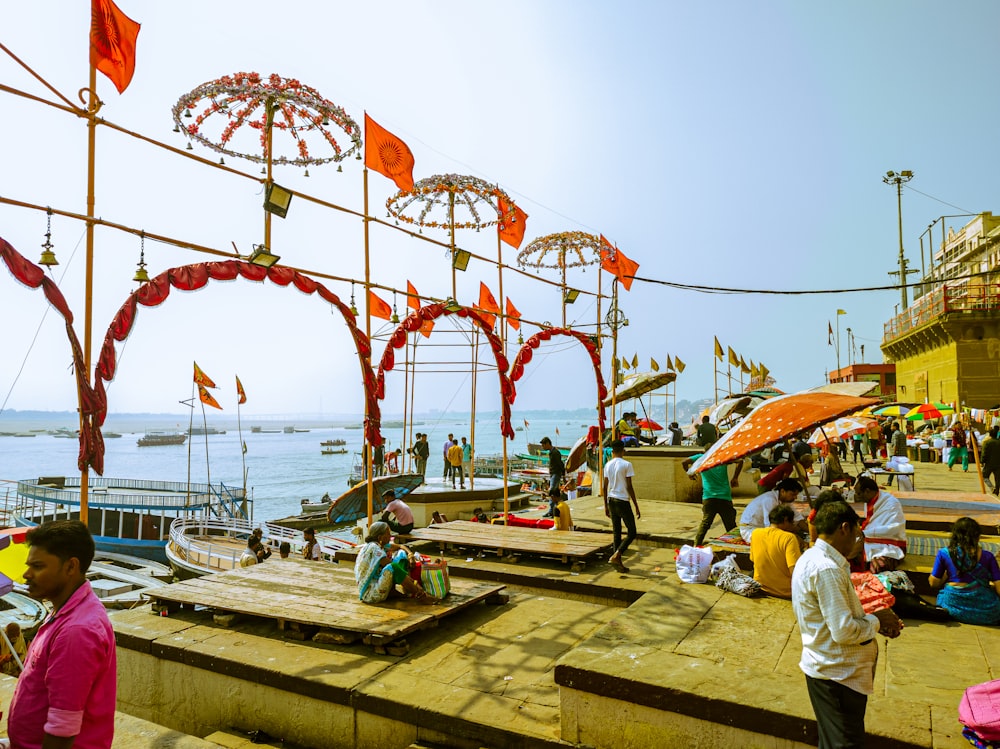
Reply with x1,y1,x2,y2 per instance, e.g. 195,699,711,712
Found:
380,491,415,534
8,520,116,749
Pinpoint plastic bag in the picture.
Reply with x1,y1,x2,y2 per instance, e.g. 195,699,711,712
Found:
675,545,714,584
710,553,739,580
420,558,450,598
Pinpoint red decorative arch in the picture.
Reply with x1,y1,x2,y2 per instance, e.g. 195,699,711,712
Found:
510,328,607,430
375,303,516,441
94,260,380,449
0,237,105,473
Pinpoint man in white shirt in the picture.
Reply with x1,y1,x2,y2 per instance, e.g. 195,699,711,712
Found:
239,537,261,567
738,478,804,542
853,475,907,573
602,440,641,574
792,500,902,748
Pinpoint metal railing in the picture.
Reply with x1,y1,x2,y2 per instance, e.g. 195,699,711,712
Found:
883,283,1000,342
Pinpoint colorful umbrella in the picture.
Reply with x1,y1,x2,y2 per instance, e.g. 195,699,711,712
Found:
692,392,881,473
905,402,955,421
636,418,663,431
602,371,676,406
873,402,918,417
806,416,875,446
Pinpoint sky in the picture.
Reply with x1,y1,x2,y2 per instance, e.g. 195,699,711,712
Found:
2,1,999,421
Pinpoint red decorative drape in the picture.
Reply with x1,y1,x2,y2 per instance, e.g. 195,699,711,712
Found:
0,237,105,473
96,260,381,445
375,303,516,440
510,328,607,430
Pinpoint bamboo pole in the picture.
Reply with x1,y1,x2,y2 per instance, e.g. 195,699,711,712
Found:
969,412,988,494
402,329,411,473
497,225,509,509
363,167,374,527
469,328,478,491
596,267,604,499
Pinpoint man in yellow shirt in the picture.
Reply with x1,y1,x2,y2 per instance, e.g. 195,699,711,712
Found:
447,442,465,489
749,504,802,598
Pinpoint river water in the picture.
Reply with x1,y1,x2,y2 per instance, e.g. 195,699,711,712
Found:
0,416,588,523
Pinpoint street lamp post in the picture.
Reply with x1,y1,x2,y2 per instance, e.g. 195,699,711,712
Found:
883,170,915,310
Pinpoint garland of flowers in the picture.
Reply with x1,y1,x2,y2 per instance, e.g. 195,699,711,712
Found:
386,174,515,231
517,231,602,270
171,72,362,167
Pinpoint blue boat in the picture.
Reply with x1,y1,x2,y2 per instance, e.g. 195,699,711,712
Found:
12,476,250,564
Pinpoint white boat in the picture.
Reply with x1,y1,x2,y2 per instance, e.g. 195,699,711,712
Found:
0,591,47,636
87,557,169,609
165,517,354,579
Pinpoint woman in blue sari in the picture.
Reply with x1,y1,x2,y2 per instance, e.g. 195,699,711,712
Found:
354,522,437,605
929,517,1000,625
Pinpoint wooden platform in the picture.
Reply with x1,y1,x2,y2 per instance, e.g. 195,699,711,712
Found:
408,520,614,567
894,489,1000,532
143,558,506,652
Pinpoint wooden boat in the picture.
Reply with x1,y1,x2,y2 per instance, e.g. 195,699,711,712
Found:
251,426,281,433
87,557,169,609
189,426,226,436
320,439,347,447
0,591,47,636
12,476,250,563
321,447,347,455
137,432,186,446
165,517,353,579
276,474,424,530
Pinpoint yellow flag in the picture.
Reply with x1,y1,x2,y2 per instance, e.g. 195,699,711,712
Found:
714,337,723,360
631,354,639,369
837,309,846,315
751,362,759,378
760,363,770,380
666,354,674,370
728,347,740,367
675,357,686,373
740,356,750,374
650,358,659,372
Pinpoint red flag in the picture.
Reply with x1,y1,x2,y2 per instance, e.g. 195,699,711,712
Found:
474,306,496,331
198,384,222,410
496,192,528,249
406,281,421,311
90,0,141,94
364,113,414,192
193,362,216,388
236,375,246,405
828,321,833,345
478,283,501,314
599,235,639,291
505,297,521,331
369,290,393,321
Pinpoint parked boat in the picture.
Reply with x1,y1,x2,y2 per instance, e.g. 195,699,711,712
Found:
165,517,353,579
137,432,186,447
189,426,227,436
276,474,424,530
321,447,347,455
320,439,347,447
0,591,47,636
251,426,281,433
11,476,250,563
87,555,169,609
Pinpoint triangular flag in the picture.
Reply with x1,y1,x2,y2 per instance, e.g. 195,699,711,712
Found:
631,354,639,369
368,290,393,321
473,306,495,331
739,356,750,374
828,321,833,346
406,280,421,311
666,354,675,370
599,235,639,291
90,0,141,94
505,297,521,330
650,358,659,372
364,113,415,192
193,362,216,388
837,308,847,315
478,283,501,314
675,357,686,373
496,192,528,249
198,384,222,410
760,363,770,380
751,362,759,378
728,347,740,367
714,337,723,360
236,375,246,405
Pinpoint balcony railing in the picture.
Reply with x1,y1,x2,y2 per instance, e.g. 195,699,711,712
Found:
883,283,1000,342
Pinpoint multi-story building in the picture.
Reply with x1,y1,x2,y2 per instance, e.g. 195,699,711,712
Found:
828,363,896,401
881,212,1000,408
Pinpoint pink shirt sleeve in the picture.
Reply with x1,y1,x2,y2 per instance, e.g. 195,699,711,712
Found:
43,621,113,737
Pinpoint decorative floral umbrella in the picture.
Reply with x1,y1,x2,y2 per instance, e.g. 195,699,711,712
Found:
517,232,602,326
807,416,875,446
692,392,881,473
905,402,955,421
171,72,362,168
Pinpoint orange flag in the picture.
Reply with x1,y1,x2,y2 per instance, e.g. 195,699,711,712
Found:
505,297,521,330
368,290,393,321
236,375,246,405
478,283,501,314
193,362,216,388
599,235,639,291
364,113,414,192
90,0,141,94
496,192,528,249
406,281,421,311
198,384,222,410
473,306,496,330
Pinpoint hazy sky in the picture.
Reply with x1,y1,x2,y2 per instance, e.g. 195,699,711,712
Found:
2,1,998,420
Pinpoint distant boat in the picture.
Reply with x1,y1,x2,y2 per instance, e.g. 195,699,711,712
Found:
321,447,347,455
251,426,281,434
515,426,524,432
320,439,347,447
189,426,226,436
103,432,122,438
137,432,186,447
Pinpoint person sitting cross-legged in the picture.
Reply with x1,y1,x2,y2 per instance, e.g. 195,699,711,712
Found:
355,522,437,605
750,504,803,598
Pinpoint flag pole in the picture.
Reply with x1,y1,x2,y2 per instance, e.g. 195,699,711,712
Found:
79,62,99,526
201,397,211,490
449,192,457,300
409,337,419,473
469,328,478,491
596,265,604,501
237,382,247,514
363,165,374,527
496,216,509,509
713,340,719,407
402,326,411,472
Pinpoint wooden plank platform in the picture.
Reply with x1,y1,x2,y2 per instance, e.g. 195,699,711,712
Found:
894,489,1000,532
143,558,505,650
409,520,614,564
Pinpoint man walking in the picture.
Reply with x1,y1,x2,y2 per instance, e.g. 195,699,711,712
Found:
602,440,640,573
540,436,564,494
461,437,473,486
683,454,743,546
948,419,969,472
982,426,1000,494
9,520,117,749
792,501,902,748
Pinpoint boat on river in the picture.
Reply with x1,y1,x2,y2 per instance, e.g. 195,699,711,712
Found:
189,426,226,436
165,517,353,579
137,432,186,447
275,474,424,531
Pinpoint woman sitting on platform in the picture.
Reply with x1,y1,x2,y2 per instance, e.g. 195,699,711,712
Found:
355,522,437,605
929,517,1000,625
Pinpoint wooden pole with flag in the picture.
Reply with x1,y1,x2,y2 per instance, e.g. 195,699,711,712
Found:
470,328,478,492
496,217,508,511
362,163,374,526
236,375,247,512
597,263,604,499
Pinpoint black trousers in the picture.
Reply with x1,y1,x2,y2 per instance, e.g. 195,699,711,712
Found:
806,676,867,749
693,498,737,546
608,498,636,555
